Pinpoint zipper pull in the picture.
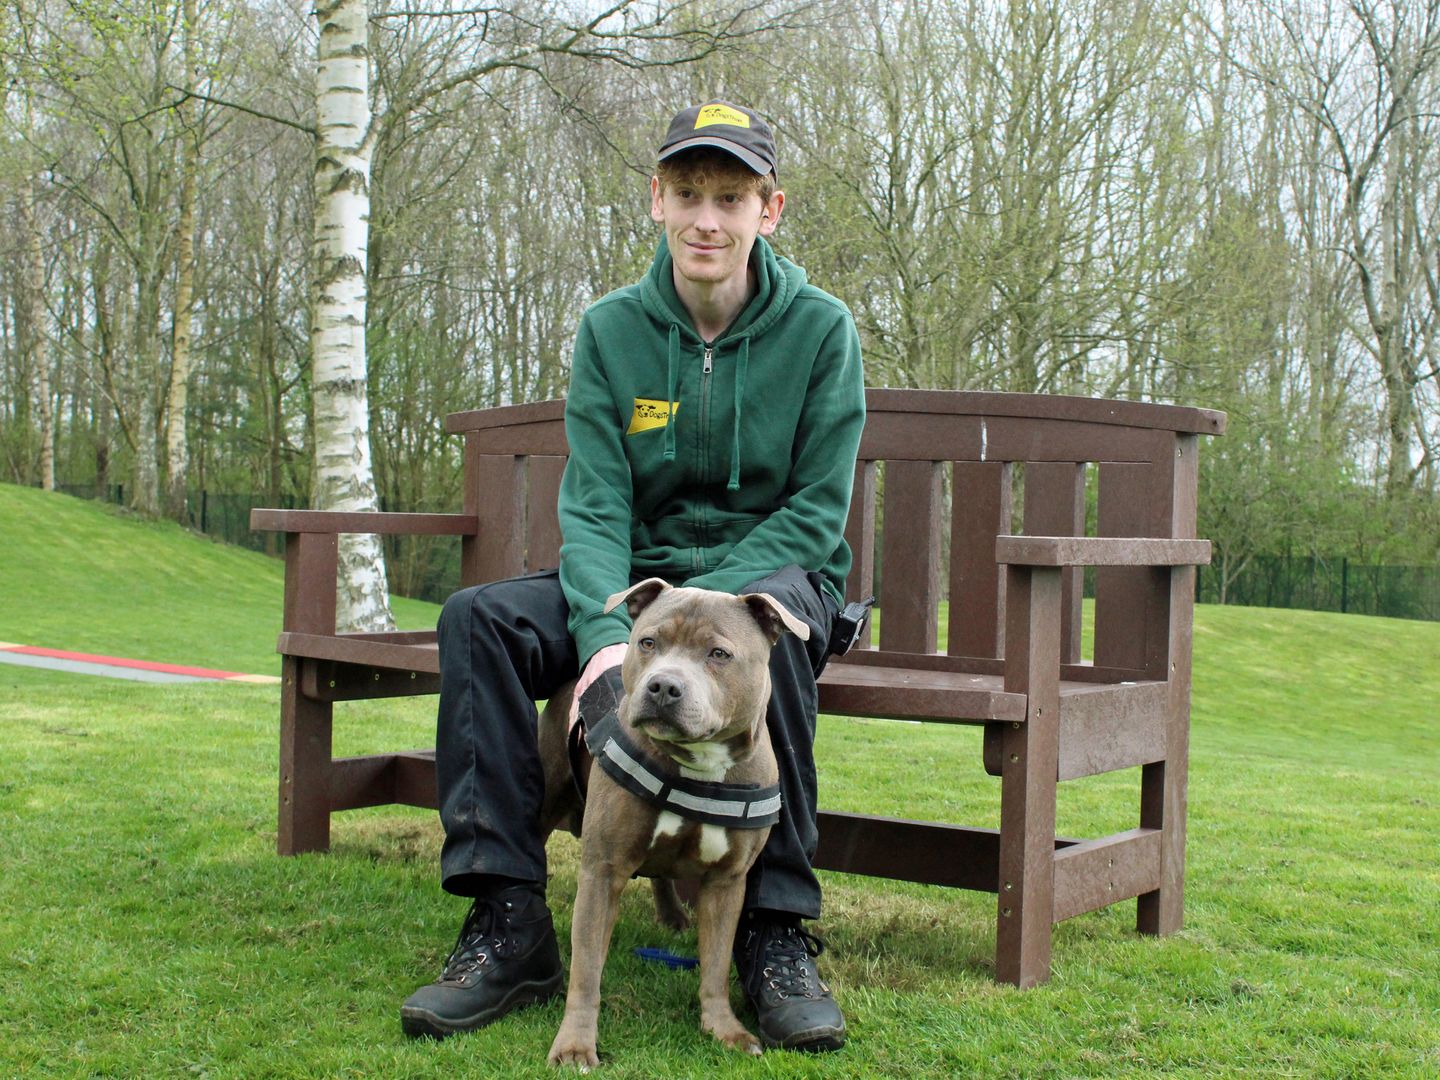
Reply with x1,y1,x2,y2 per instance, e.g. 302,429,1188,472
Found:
703,344,713,374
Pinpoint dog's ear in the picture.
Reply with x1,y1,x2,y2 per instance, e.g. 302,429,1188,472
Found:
740,592,811,643
604,578,671,619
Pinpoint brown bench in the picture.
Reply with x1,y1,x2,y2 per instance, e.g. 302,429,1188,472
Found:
251,388,1223,988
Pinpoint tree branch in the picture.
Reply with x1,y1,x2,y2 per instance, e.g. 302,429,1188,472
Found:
164,87,317,137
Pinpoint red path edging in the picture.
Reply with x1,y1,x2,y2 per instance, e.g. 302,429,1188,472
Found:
0,643,279,683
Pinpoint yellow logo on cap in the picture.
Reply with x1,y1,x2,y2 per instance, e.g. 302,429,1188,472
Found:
695,104,750,130
627,398,680,435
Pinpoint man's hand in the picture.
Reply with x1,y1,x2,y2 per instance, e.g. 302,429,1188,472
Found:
569,642,628,728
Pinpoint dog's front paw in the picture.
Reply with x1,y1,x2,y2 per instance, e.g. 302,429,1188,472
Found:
705,1016,763,1056
548,1029,601,1071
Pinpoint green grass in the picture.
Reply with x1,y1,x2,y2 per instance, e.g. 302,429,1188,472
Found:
2,481,1437,1077
0,484,439,675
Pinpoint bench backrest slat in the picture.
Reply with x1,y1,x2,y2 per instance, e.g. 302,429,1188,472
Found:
843,460,879,649
878,459,944,654
526,456,567,572
949,461,1012,659
463,450,566,583
464,451,526,584
1022,462,1087,664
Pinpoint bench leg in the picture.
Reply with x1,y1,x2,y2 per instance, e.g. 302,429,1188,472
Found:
995,717,1059,987
1137,754,1186,936
279,656,333,855
1138,565,1195,935
996,566,1062,987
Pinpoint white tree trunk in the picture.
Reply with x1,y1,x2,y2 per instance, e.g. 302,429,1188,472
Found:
165,0,199,523
312,0,395,632
23,181,55,491
132,263,163,517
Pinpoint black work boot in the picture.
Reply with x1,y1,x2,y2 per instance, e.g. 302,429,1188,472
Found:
733,913,846,1052
400,884,563,1039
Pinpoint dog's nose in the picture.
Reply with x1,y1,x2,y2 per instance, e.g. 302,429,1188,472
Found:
644,673,685,707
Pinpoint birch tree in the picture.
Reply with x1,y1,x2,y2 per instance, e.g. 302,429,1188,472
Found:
20,178,54,490
311,0,395,632
8,23,57,491
163,0,201,521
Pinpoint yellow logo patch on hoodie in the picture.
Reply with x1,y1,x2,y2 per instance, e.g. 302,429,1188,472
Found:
627,398,679,435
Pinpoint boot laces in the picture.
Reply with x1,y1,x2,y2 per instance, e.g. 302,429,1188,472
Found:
742,921,829,1002
440,896,519,981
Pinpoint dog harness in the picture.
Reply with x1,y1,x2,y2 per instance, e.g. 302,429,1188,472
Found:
571,675,781,829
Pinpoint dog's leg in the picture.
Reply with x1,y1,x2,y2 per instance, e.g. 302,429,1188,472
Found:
548,859,627,1070
537,692,583,840
650,877,690,931
695,872,762,1055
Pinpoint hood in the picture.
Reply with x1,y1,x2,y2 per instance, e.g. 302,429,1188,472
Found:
637,236,808,489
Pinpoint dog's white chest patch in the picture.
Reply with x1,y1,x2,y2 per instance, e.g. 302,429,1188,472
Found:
698,824,730,863
650,810,684,846
648,811,730,863
679,742,734,778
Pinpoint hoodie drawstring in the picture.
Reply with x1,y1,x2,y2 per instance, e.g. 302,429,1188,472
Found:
728,337,749,491
663,324,679,462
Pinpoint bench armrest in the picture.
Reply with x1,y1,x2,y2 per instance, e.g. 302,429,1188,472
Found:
995,535,1211,567
250,509,477,536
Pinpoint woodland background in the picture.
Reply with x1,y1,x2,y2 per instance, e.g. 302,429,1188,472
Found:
1,0,1437,614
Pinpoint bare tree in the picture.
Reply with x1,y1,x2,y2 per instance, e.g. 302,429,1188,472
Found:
1242,0,1440,494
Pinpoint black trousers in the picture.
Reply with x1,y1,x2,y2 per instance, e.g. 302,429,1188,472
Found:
434,564,836,919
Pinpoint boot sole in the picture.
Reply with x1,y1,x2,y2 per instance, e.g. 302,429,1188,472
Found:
760,1022,847,1053
400,972,564,1040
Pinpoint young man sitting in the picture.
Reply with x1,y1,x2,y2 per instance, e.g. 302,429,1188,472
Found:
401,100,865,1053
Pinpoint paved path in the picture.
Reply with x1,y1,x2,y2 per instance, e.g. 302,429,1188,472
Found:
0,642,280,684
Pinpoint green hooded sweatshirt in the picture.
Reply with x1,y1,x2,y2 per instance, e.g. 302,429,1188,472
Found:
558,236,866,665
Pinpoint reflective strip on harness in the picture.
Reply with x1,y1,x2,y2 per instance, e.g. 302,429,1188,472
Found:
600,738,664,796
668,787,746,819
747,793,782,819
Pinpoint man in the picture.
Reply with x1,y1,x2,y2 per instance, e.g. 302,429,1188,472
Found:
401,100,865,1053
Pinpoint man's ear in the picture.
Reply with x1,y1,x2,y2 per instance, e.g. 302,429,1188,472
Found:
605,578,671,620
740,591,810,644
758,189,784,236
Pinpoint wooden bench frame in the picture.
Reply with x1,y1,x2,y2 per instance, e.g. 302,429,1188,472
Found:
251,388,1223,988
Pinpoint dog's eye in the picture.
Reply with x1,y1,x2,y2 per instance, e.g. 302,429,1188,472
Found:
709,647,732,662
638,637,657,652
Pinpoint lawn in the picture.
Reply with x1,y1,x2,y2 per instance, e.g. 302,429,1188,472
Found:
2,484,1437,1078
0,484,438,675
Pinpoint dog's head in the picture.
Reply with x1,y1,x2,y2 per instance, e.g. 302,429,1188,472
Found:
602,579,809,765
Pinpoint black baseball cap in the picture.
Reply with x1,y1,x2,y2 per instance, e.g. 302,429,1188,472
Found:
657,101,777,177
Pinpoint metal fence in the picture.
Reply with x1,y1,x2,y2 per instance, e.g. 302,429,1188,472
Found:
58,486,288,554
1196,556,1440,622
195,490,293,553
59,485,464,602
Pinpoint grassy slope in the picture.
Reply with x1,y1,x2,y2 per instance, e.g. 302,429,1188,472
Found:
2,481,1437,1077
0,484,440,674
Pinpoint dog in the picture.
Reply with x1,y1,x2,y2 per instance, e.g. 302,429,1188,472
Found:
536,578,809,1069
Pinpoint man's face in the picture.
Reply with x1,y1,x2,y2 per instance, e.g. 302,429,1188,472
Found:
650,169,784,293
